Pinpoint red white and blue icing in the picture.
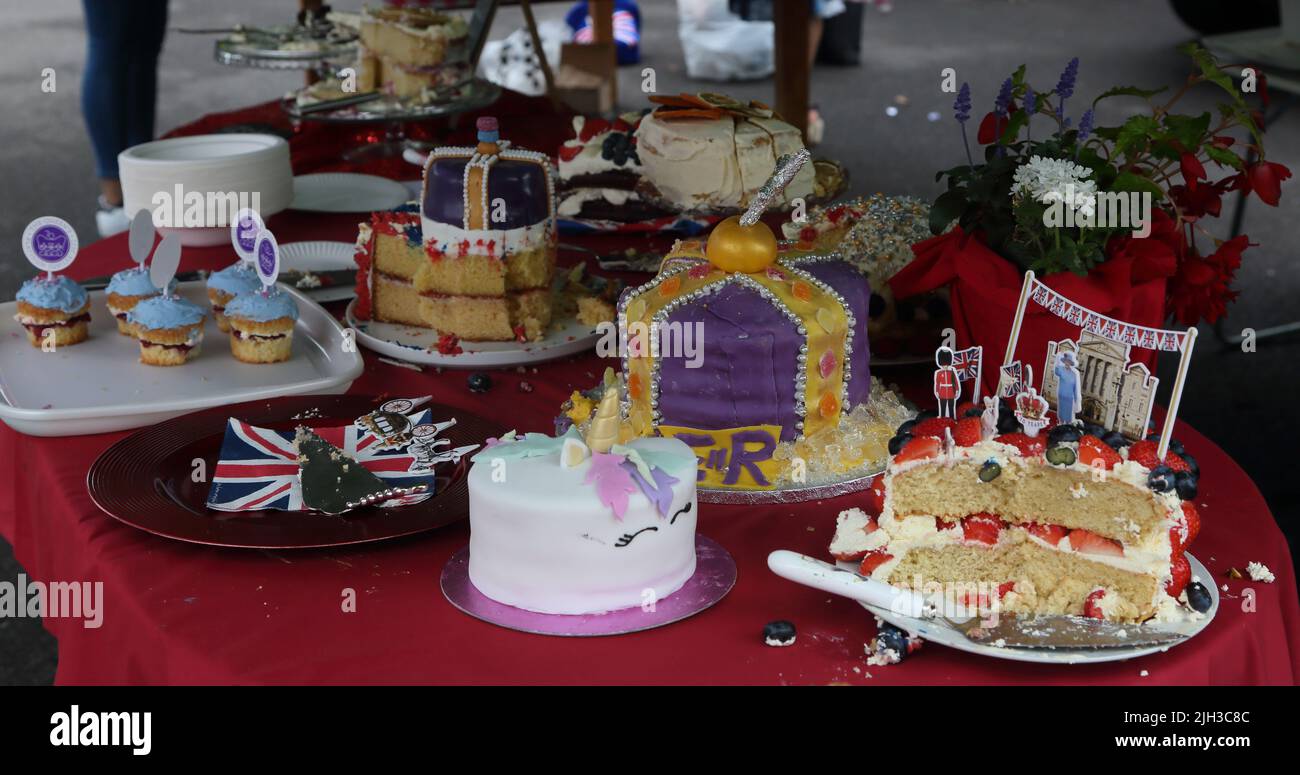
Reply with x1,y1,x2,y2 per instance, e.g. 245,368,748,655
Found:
17,275,87,313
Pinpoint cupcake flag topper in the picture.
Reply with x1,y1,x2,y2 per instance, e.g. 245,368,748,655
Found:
22,216,79,280
253,231,281,293
148,233,183,297
230,208,265,265
127,210,156,270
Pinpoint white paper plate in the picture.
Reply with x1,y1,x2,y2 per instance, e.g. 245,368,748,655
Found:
280,240,357,304
291,173,411,213
0,282,363,437
345,299,601,369
844,553,1217,664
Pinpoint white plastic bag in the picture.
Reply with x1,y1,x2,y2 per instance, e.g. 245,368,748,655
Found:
676,0,774,81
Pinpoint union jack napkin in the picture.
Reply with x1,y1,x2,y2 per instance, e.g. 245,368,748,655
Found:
205,398,473,513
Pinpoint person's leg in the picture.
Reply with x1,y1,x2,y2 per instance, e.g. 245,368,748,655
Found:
123,0,168,149
81,0,130,205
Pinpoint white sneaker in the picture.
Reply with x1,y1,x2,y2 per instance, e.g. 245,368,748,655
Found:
96,197,130,238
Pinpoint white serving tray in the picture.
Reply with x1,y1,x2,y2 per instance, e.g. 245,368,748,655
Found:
0,282,363,437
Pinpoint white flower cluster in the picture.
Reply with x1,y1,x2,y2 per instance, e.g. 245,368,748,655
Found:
1011,155,1097,218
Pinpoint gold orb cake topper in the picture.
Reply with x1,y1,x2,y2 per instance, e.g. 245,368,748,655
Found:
706,149,812,273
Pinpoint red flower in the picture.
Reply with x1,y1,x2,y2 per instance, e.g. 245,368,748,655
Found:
977,111,1009,145
1169,183,1222,221
1168,235,1250,325
1246,161,1292,206
1179,153,1206,187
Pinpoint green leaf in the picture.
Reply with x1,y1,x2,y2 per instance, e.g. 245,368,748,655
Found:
999,110,1029,145
1010,64,1027,88
929,189,967,234
1091,85,1168,107
1178,42,1243,106
1110,171,1165,200
1162,111,1211,149
1204,144,1244,169
1115,114,1158,158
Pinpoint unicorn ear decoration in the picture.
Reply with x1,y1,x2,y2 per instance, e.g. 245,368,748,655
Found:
585,367,621,454
561,434,590,468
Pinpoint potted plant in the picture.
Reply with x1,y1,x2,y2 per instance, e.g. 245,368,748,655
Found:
891,45,1289,396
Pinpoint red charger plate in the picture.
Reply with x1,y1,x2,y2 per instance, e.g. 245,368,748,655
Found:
86,395,503,549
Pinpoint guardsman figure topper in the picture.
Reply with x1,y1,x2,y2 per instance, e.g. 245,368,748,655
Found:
933,346,960,419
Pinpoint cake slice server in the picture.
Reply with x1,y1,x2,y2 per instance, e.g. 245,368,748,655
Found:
767,551,1187,650
767,551,929,618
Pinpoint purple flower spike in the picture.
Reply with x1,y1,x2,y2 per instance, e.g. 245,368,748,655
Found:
1055,57,1080,121
1024,85,1036,115
1077,109,1095,141
1055,57,1080,100
953,82,972,123
994,78,1014,118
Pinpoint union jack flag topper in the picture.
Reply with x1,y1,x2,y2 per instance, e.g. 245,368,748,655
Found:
998,361,1030,398
951,345,983,401
206,398,477,513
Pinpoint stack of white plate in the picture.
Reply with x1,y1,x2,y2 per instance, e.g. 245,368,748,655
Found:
119,134,294,246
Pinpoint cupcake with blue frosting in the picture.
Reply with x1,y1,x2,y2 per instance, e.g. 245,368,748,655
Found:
126,293,207,366
106,266,174,335
206,262,261,333
15,275,90,347
225,286,298,363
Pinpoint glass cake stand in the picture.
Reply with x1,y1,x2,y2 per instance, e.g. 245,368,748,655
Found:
282,78,502,163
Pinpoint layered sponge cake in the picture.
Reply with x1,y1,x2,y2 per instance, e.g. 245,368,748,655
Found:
354,6,469,98
353,117,556,341
831,409,1205,623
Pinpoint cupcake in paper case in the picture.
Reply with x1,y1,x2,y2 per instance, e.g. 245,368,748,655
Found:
126,294,207,366
206,262,261,332
106,267,176,335
225,287,298,364
14,275,91,348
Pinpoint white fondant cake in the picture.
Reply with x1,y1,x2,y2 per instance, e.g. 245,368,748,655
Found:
468,433,698,615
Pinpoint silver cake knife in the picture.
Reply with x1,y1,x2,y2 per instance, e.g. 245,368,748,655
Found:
767,551,1187,650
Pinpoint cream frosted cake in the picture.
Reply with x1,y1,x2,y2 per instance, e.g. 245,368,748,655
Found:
831,410,1205,623
469,374,699,615
633,94,815,213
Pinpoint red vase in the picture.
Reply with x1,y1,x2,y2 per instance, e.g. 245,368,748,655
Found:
890,227,1175,399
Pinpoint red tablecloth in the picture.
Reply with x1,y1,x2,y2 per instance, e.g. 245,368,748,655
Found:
2,91,1297,685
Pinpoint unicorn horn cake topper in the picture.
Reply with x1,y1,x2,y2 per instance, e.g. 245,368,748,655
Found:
706,150,811,274
585,367,621,453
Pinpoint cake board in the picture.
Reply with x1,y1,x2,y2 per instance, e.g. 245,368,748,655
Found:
441,535,736,636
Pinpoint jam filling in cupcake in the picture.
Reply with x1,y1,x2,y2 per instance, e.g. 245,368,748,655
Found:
14,275,91,347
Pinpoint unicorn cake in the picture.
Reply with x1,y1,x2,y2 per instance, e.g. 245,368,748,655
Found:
468,370,699,615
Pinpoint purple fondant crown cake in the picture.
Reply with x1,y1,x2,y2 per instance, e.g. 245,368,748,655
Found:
618,238,871,490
